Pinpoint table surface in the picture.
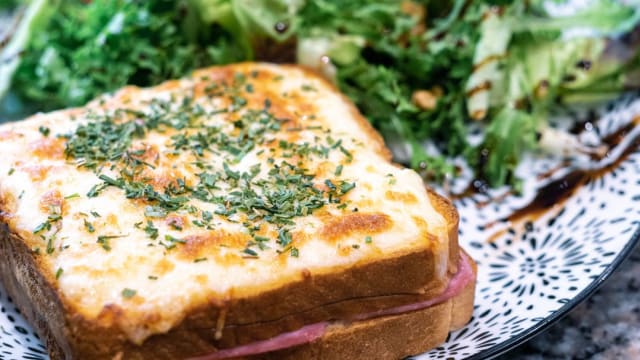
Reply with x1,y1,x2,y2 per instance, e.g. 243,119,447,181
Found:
498,240,640,360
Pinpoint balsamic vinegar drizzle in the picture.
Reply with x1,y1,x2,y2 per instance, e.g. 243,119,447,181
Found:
477,118,640,237
508,121,639,220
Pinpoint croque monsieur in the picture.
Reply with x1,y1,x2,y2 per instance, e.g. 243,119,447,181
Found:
0,63,476,359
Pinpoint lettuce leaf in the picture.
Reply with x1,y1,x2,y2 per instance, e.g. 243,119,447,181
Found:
0,0,55,99
11,0,246,109
191,0,302,58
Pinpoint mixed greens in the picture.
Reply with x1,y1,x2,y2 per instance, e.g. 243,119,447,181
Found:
1,0,639,189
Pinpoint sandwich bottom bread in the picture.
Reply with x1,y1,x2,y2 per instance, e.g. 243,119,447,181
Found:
187,252,476,360
0,62,477,359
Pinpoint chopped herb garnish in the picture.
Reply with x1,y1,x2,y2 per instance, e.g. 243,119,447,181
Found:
38,126,50,137
64,193,80,199
98,174,123,188
148,275,158,280
121,288,137,299
290,247,299,257
194,257,208,262
340,182,356,193
87,183,107,198
143,221,159,239
96,234,127,251
96,236,111,251
339,146,353,162
365,236,372,244
160,234,185,250
231,95,247,109
223,162,240,180
242,248,258,256
324,179,336,191
277,228,292,247
34,209,62,235
55,268,64,279
54,80,364,260
33,221,50,234
83,219,95,233
144,206,167,218
386,174,397,185
46,237,55,254
7,168,14,176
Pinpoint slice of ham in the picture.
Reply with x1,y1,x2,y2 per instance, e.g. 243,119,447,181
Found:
351,251,474,321
189,253,475,360
189,322,328,360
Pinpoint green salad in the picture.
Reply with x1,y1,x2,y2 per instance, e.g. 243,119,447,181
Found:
1,0,639,190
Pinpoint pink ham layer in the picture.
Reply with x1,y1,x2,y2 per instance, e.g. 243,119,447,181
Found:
189,253,475,360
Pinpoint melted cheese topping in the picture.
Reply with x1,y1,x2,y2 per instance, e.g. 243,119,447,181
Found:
0,63,448,343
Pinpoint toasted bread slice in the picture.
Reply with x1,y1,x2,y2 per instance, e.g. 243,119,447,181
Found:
0,63,471,359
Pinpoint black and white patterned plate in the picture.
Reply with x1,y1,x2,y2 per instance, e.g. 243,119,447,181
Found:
418,92,640,360
0,94,638,360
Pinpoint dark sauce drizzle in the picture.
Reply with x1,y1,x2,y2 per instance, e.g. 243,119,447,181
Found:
503,121,640,225
463,118,639,235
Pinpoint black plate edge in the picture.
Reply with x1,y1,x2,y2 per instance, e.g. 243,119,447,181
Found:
465,224,640,360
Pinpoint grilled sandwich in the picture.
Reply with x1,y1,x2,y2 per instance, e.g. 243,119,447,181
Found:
0,63,476,359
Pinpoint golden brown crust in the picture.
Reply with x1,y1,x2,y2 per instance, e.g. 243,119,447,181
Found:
242,63,393,161
0,225,70,357
426,187,460,276
320,212,392,243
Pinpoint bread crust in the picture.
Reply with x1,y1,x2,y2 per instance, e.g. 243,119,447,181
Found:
282,64,392,161
0,224,69,358
426,187,460,276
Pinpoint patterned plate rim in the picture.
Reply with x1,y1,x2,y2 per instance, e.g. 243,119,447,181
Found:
466,225,640,360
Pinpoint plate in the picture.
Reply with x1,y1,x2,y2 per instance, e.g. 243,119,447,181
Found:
418,92,640,359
